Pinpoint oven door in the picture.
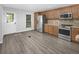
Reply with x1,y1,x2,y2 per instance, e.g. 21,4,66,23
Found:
59,29,70,36
59,28,71,41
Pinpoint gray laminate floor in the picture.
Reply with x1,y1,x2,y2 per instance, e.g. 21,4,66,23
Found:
0,31,79,54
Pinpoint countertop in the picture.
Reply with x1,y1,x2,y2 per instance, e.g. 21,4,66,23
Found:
45,24,59,26
45,24,79,28
71,26,79,28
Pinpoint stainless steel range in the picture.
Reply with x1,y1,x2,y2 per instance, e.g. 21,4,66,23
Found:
58,24,72,41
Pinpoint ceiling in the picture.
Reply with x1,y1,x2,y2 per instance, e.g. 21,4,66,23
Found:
1,4,73,12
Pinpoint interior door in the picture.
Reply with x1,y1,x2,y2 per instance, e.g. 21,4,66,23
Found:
5,13,16,34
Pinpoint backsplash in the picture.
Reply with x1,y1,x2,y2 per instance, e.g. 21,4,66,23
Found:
48,20,79,27
59,20,79,26
59,20,73,25
73,20,79,26
48,20,59,26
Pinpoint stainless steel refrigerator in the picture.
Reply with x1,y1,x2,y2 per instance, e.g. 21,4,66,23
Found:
37,15,46,32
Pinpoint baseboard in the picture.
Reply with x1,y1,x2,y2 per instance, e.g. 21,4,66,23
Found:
4,29,34,36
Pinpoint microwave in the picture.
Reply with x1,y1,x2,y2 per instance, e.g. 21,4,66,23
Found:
59,13,72,20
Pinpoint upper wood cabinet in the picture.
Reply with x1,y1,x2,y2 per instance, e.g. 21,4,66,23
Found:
64,7,72,13
46,11,52,19
59,7,72,15
53,10,59,19
39,5,79,20
39,12,46,15
76,5,79,19
60,5,79,19
44,10,59,20
71,5,78,19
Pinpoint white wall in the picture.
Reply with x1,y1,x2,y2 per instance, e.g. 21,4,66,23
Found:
0,6,3,43
3,7,34,34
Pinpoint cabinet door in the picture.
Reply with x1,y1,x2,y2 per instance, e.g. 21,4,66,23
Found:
54,10,59,19
72,28,79,42
47,11,53,19
45,12,49,20
59,8,65,14
44,25,49,33
63,7,72,13
77,5,79,19
49,25,54,34
53,26,58,36
59,7,72,14
50,10,56,19
71,6,78,19
45,10,57,20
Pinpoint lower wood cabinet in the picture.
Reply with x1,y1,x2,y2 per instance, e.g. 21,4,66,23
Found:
44,25,49,33
53,26,58,36
44,25,58,37
48,25,54,35
71,28,79,43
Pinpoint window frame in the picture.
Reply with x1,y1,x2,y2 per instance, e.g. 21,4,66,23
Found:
6,13,14,23
26,14,31,28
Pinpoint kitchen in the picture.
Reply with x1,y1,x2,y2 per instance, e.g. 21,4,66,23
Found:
1,4,79,54
1,0,79,59
35,4,79,43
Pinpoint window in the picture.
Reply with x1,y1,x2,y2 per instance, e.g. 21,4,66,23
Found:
26,15,31,28
7,13,14,23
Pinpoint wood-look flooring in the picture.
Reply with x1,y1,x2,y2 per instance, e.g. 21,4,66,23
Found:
0,31,79,54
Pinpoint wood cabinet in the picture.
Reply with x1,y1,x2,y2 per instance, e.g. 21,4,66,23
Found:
49,25,54,35
71,28,79,43
53,26,59,36
77,6,79,18
49,25,58,36
43,9,59,20
62,7,72,13
44,25,49,33
59,5,79,19
71,5,79,19
44,24,58,36
39,5,79,20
